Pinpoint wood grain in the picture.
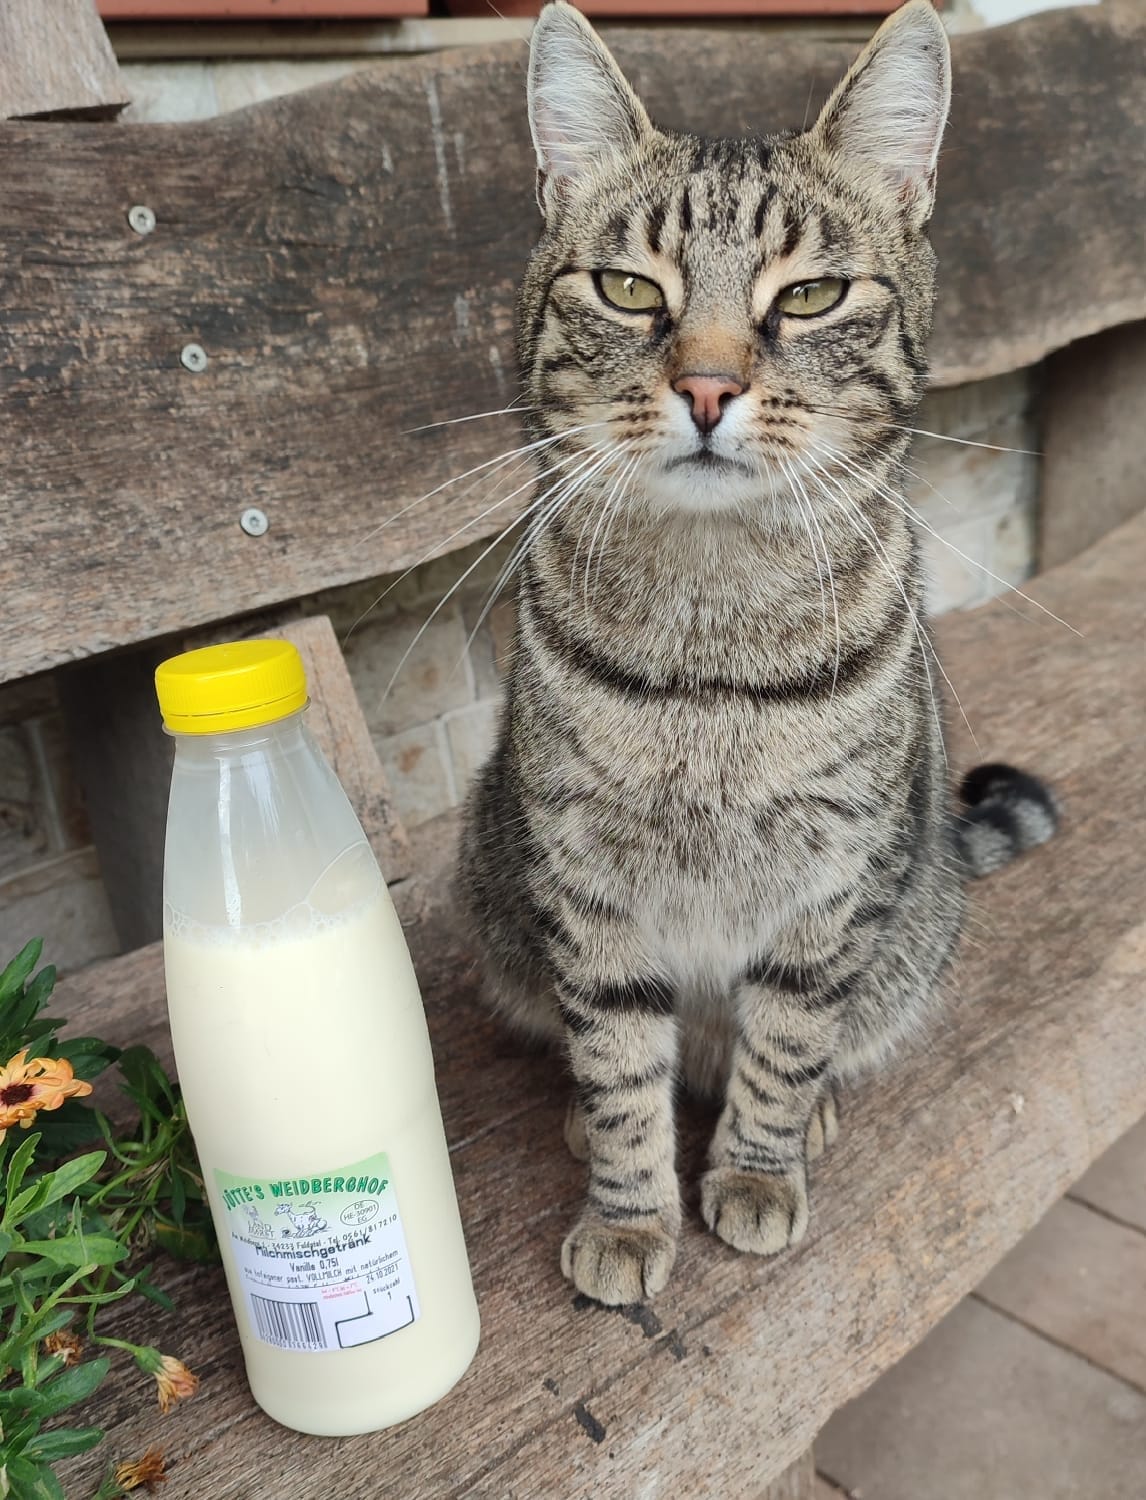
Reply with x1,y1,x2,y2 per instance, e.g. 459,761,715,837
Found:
269,616,411,882
1038,321,1146,571
56,644,173,951
0,0,129,121
2,4,1144,682
53,512,1146,1497
759,1449,817,1500
55,614,409,951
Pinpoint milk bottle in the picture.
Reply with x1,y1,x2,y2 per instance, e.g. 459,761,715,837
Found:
154,639,479,1436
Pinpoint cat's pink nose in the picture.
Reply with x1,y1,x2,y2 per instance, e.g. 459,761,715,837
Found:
672,373,745,434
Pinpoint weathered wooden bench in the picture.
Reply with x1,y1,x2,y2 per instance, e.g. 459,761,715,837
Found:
0,3,1144,1494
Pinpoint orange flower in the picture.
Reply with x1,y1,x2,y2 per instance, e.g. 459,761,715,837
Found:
0,1049,92,1144
130,1346,201,1414
44,1329,84,1367
153,1354,199,1414
114,1448,168,1491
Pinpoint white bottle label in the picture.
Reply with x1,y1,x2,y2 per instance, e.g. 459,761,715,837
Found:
215,1152,421,1354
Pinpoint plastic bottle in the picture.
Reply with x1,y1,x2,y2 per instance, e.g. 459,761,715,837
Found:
154,639,479,1437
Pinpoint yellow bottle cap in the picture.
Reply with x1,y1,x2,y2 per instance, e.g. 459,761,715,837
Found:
155,640,308,735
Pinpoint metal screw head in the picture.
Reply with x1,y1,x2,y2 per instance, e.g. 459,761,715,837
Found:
240,507,269,537
180,343,208,373
128,204,156,236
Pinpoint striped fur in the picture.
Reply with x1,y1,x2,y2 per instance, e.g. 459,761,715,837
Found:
457,1,1057,1305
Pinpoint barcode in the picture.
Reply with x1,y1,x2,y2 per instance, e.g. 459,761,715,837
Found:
250,1294,325,1350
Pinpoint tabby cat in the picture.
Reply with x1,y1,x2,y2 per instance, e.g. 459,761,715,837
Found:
457,0,1057,1306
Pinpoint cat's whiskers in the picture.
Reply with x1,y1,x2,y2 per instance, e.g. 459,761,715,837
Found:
801,450,973,759
448,440,633,686
776,452,842,701
460,489,567,679
815,441,1079,636
899,458,956,510
356,422,606,549
805,403,1041,458
345,435,600,643
590,453,643,610
402,400,537,436
582,450,639,622
385,439,627,706
890,455,1050,628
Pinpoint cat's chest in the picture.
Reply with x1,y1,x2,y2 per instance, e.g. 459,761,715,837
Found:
549,705,870,906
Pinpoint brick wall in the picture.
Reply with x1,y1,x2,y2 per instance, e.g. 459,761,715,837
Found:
0,681,118,973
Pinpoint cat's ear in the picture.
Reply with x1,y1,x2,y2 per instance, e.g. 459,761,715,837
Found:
811,0,951,227
528,0,653,216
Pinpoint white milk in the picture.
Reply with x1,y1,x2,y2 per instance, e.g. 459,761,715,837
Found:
154,639,478,1439
164,882,480,1436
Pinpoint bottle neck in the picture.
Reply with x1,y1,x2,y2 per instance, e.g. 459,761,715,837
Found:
164,705,376,931
170,707,310,765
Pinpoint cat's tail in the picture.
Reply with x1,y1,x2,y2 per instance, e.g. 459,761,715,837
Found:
954,763,1060,879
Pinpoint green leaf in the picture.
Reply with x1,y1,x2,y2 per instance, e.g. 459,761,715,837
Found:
5,1454,68,1500
25,1426,104,1463
33,1359,109,1417
18,1308,74,1346
52,1040,117,1083
31,1102,102,1158
35,1151,105,1211
0,1385,50,1415
33,1353,68,1386
1,1409,42,1450
168,1169,187,1226
0,1228,13,1258
116,1046,176,1115
0,1307,73,1371
132,1275,176,1314
19,1236,126,1270
154,1219,217,1263
0,939,43,1005
14,1036,54,1067
4,1132,41,1208
4,1175,54,1230
41,1357,109,1408
20,967,57,1017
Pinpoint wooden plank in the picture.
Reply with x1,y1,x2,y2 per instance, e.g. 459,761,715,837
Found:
270,616,411,881
2,3,1144,682
100,1,427,16
1038,321,1146,571
54,512,1146,1495
0,0,129,121
760,1449,817,1500
444,1,899,13
107,17,869,60
55,614,408,950
108,18,537,58
56,644,172,951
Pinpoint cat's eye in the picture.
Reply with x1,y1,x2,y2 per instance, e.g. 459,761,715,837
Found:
776,278,848,318
595,270,665,314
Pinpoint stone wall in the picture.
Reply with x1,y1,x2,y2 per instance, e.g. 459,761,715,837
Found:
0,15,1045,974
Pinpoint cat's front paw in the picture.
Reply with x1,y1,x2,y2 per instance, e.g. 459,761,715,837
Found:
560,1211,677,1304
700,1165,809,1256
